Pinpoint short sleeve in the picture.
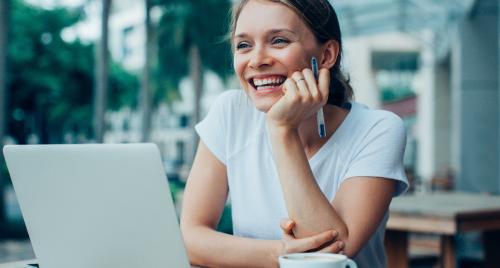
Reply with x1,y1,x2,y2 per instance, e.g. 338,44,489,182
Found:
343,112,409,196
195,90,236,164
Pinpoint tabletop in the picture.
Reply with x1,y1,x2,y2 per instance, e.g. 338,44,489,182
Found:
387,191,500,234
390,191,500,217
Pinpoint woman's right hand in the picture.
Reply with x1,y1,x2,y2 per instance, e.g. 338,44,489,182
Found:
278,219,345,255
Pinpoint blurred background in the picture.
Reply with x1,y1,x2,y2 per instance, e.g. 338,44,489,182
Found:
0,0,498,267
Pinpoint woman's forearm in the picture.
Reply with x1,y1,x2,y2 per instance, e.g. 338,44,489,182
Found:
267,126,348,240
182,225,281,268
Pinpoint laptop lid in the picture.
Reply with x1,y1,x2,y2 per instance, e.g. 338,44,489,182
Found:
3,143,191,268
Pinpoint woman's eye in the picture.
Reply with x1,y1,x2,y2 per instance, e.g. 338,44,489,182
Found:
272,37,290,46
236,42,251,50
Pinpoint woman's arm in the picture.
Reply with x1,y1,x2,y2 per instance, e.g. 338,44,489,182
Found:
265,68,397,257
181,141,277,268
270,126,395,256
181,141,340,267
268,126,395,257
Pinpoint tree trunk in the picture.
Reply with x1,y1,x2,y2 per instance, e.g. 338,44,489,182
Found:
140,0,153,142
0,0,10,233
189,44,203,159
93,0,111,143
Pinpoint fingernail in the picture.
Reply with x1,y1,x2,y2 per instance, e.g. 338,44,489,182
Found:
331,230,338,237
338,241,345,248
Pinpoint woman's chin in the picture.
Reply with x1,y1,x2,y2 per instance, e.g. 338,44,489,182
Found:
251,97,278,113
245,89,281,113
255,104,272,113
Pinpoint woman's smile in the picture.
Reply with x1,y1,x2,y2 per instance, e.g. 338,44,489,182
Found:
248,74,287,95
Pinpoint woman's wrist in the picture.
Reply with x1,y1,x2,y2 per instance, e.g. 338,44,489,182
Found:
266,119,298,137
270,240,284,268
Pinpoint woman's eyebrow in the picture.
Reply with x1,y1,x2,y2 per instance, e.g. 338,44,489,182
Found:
234,28,297,39
268,29,297,36
234,33,249,39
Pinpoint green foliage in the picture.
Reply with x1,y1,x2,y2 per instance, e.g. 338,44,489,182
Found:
217,205,233,235
168,179,186,204
7,0,137,143
0,157,8,184
109,63,139,110
381,86,415,103
155,0,232,103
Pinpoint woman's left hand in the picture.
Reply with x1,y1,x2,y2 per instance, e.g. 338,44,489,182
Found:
266,68,330,131
280,218,345,254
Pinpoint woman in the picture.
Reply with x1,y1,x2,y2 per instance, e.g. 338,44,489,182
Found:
180,0,408,267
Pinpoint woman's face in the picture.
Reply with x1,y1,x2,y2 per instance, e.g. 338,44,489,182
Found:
233,0,321,112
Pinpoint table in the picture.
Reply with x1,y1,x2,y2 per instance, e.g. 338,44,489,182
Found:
385,191,500,268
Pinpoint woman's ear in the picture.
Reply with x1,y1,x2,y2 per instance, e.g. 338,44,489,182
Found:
320,40,340,69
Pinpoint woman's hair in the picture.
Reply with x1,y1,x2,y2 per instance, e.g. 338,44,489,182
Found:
230,0,353,107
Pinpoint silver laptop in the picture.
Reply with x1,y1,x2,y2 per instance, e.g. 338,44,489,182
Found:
3,143,191,268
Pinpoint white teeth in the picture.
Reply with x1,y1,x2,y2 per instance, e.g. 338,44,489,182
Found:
252,77,285,88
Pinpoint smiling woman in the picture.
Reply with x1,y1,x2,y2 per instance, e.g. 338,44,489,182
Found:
180,1,408,268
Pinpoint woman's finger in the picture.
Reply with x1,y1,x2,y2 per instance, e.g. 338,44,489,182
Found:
283,78,300,103
280,218,295,234
318,240,345,253
282,232,295,241
318,68,330,105
291,71,310,99
302,68,321,102
289,230,336,253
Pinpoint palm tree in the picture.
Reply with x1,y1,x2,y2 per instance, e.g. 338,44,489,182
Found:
0,0,10,229
156,0,232,154
140,0,153,142
94,0,112,143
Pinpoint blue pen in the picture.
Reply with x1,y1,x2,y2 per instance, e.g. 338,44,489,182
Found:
312,57,326,138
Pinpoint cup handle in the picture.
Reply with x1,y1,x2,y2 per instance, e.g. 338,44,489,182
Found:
345,259,357,268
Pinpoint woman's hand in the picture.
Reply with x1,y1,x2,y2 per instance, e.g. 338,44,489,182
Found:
266,68,330,131
277,218,345,256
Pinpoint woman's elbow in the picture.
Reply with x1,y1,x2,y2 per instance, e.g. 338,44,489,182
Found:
341,237,364,259
180,224,206,266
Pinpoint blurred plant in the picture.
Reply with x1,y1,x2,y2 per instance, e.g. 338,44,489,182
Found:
381,86,415,103
0,0,10,230
217,205,233,235
7,0,137,144
140,0,154,142
94,0,112,142
155,0,233,126
168,179,185,204
0,0,9,146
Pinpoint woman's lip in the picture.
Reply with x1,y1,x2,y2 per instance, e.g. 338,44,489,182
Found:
252,85,283,96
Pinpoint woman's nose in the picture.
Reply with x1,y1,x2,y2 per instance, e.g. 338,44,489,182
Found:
249,46,272,69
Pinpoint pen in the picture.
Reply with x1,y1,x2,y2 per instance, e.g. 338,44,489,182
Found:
311,57,326,138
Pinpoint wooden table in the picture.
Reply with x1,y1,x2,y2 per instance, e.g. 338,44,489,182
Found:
385,191,500,268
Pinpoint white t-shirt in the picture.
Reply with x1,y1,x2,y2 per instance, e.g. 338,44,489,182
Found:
195,90,408,268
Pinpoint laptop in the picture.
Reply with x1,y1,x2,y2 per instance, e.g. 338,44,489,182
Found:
3,143,191,268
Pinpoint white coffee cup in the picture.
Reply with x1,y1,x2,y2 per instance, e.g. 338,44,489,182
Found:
279,253,357,268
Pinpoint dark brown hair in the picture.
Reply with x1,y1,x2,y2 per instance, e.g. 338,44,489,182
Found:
230,0,353,107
